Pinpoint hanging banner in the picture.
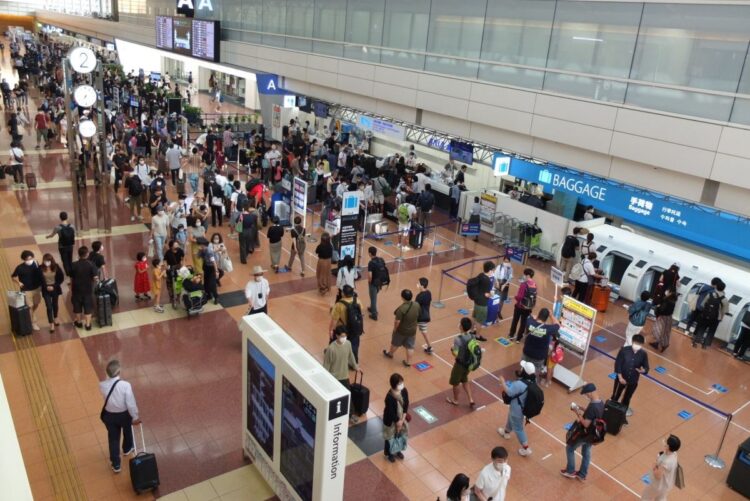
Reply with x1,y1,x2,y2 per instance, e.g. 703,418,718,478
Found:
293,177,308,231
339,214,358,262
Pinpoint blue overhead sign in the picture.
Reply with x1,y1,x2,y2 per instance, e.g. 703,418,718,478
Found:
256,74,284,95
492,153,511,177
509,158,750,262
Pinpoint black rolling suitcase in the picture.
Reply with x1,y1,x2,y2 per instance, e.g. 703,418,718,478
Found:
96,278,119,306
409,222,425,249
9,297,33,336
603,399,627,435
130,423,160,494
350,370,370,417
97,293,113,327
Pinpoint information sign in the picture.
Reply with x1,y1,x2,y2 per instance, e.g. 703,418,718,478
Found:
558,296,597,355
550,266,564,287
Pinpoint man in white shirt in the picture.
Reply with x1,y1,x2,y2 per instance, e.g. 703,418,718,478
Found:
337,146,348,170
99,360,141,473
245,265,270,315
573,252,600,305
474,446,511,501
396,202,417,248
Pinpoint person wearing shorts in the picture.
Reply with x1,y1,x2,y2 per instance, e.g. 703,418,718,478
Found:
396,202,416,248
11,250,44,331
415,277,433,353
383,289,420,367
446,317,476,408
70,246,98,330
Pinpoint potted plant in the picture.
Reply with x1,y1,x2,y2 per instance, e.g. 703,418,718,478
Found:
182,104,203,127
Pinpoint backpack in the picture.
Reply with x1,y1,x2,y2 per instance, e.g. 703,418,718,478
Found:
629,302,649,326
520,286,537,310
519,380,544,420
466,275,481,301
569,262,585,282
458,334,482,371
700,293,722,322
340,298,364,338
561,235,579,259
696,287,713,311
397,204,410,224
58,225,75,247
419,191,434,212
128,176,143,196
588,418,607,445
371,257,390,288
236,192,249,212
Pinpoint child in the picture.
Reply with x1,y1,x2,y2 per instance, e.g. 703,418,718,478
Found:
546,336,563,388
134,252,151,301
415,277,434,353
152,258,166,313
175,224,188,248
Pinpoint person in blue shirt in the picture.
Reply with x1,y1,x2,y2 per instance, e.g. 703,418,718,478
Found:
498,360,536,457
523,308,560,376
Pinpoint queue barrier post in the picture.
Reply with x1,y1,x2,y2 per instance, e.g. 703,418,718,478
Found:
394,237,405,263
432,272,446,309
426,223,438,257
450,219,461,251
705,414,733,469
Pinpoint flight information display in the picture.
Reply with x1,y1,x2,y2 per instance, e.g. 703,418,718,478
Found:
280,377,316,501
172,17,193,55
247,342,275,459
155,16,173,50
192,19,219,62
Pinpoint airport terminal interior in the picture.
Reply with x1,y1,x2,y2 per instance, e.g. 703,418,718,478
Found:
1,1,750,500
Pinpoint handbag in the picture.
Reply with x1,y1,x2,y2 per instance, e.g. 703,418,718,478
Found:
221,255,233,273
674,462,685,489
387,433,407,455
565,420,587,445
147,239,155,259
404,412,412,423
99,380,121,422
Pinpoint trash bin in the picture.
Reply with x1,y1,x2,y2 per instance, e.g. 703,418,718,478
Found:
727,436,750,497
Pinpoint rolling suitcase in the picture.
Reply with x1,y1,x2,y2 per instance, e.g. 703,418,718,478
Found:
97,293,113,327
129,423,160,494
25,172,37,188
485,295,501,325
96,278,119,306
9,303,33,336
603,399,627,435
350,370,370,417
409,222,424,249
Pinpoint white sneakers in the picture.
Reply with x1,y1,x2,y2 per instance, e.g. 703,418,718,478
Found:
497,427,510,439
518,447,532,457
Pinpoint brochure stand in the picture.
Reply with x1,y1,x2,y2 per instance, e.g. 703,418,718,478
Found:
553,295,597,392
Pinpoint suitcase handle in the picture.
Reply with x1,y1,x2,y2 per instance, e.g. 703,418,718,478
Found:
354,369,364,386
132,422,147,454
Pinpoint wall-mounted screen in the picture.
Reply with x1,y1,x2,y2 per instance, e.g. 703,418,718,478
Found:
280,377,316,501
247,342,275,459
155,16,173,50
191,19,219,62
450,140,474,165
313,101,328,118
297,95,312,112
150,72,161,82
172,17,193,55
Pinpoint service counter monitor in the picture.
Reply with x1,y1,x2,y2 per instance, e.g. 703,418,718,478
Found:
241,314,350,501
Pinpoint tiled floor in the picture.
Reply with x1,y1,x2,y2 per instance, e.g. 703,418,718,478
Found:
1,41,749,501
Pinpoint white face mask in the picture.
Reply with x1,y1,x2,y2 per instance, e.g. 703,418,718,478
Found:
158,211,165,216
255,276,262,282
25,259,34,265
337,336,347,344
493,462,505,472
396,383,404,392
213,239,220,244
43,261,51,267
632,344,642,352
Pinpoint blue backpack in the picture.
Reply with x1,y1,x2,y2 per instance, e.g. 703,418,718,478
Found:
629,302,649,326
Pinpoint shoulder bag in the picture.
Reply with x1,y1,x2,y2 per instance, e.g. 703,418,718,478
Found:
99,379,121,422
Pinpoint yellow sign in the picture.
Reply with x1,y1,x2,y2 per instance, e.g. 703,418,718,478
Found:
562,296,596,320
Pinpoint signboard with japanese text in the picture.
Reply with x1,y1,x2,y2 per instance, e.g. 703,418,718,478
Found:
460,223,480,236
558,296,597,355
357,115,406,141
509,158,750,261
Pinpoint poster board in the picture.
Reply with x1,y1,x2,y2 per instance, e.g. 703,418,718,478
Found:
479,191,498,233
293,177,308,231
553,295,597,391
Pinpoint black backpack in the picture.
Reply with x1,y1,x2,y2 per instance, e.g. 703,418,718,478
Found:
466,275,481,301
341,298,364,338
561,235,579,259
419,191,434,212
372,257,390,288
519,380,544,420
236,192,249,212
129,176,143,196
700,293,722,322
520,286,537,310
58,225,75,247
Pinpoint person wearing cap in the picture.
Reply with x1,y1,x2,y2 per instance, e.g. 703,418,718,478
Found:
561,382,604,481
612,334,649,422
497,361,536,457
245,265,270,315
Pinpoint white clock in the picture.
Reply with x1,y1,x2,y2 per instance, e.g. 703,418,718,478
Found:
78,120,97,138
68,46,96,74
74,85,97,107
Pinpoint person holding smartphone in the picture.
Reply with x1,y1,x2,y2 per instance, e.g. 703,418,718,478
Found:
244,265,270,315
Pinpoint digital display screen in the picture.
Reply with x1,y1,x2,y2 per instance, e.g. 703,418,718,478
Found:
297,95,312,112
313,101,328,118
280,377,316,501
191,19,219,62
150,72,161,82
105,42,115,51
172,17,193,55
247,342,275,459
155,16,173,50
450,140,473,165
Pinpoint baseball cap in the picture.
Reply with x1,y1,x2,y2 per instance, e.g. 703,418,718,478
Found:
519,360,535,375
580,383,597,395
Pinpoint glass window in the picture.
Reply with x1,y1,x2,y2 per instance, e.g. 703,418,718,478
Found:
625,85,734,122
479,0,555,89
313,0,347,57
344,0,384,63
285,0,314,52
240,0,263,44
630,4,750,93
381,0,430,70
262,0,286,48
730,51,750,125
425,0,488,78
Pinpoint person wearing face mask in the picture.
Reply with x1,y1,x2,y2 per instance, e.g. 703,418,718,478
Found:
446,473,471,501
382,373,409,463
493,257,513,321
150,205,169,262
208,233,228,287
11,250,44,331
164,240,184,308
189,217,207,275
197,237,219,305
134,156,151,208
561,383,604,481
244,266,270,315
473,446,511,501
612,334,650,424
641,435,682,500
323,326,360,423
133,252,151,302
39,254,64,333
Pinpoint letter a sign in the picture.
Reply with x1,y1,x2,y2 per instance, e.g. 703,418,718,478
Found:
176,0,194,17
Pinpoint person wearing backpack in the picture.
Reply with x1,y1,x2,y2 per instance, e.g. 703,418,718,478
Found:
559,227,581,282
446,317,478,409
470,261,495,341
692,280,728,350
366,246,389,321
498,360,538,457
508,268,537,343
328,285,364,360
523,308,560,376
396,201,416,248
285,216,307,276
612,334,649,424
46,211,75,278
382,289,420,367
625,291,652,346
561,383,604,482
125,172,144,222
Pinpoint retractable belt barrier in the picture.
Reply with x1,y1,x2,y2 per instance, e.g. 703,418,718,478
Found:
432,255,504,309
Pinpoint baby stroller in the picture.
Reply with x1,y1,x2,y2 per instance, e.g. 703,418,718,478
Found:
174,267,208,316
183,289,208,318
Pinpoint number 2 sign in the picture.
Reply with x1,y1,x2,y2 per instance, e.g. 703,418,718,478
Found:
68,46,96,74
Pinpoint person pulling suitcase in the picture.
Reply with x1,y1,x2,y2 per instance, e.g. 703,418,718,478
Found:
323,326,361,423
611,334,649,425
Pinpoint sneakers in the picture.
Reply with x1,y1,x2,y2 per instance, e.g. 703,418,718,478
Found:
123,448,135,456
497,427,510,439
130,216,135,222
518,447,532,457
424,346,433,354
154,305,165,313
32,323,40,331
395,452,405,460
560,470,577,479
349,415,360,424
112,465,122,473
575,472,586,482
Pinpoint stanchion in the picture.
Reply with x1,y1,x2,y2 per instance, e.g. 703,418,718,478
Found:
394,239,405,263
426,224,438,257
432,272,446,309
450,219,461,251
705,414,733,469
